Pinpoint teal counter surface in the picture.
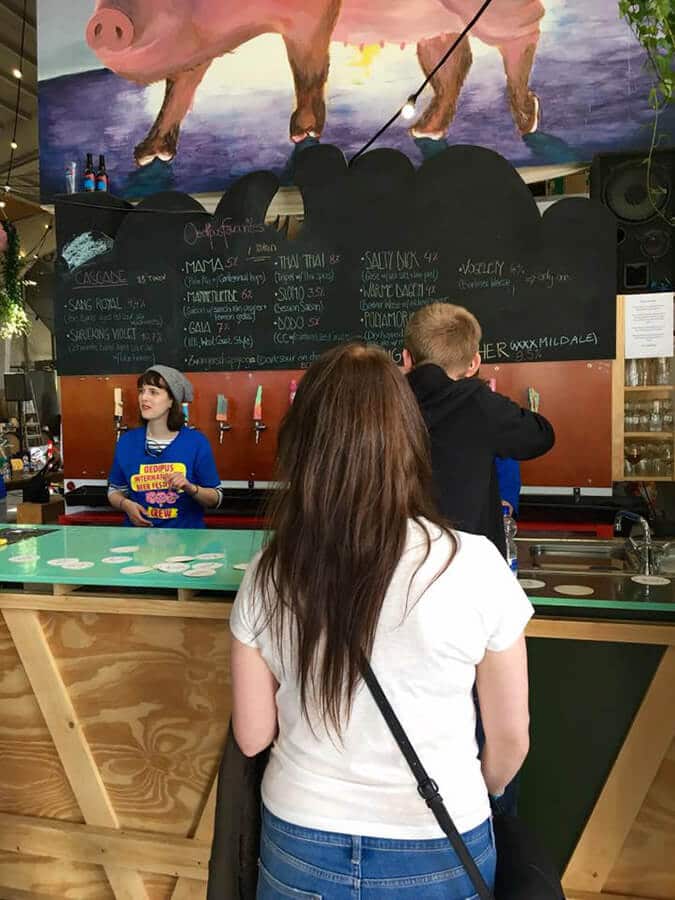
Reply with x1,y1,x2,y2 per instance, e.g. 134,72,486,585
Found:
0,525,264,593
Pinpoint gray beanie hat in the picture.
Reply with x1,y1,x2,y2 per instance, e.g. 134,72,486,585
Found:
144,365,194,403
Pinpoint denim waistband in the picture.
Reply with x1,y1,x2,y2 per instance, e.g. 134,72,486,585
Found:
262,805,491,851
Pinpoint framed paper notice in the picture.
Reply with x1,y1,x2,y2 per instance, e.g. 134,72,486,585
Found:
625,293,674,359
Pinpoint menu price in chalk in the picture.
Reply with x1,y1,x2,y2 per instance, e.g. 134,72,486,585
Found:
358,248,442,360
55,266,176,374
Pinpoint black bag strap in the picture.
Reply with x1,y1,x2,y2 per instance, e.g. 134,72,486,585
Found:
361,658,495,900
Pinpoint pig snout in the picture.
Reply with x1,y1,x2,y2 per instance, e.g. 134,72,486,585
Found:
86,8,134,53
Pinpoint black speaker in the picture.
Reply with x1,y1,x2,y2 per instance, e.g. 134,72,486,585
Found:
4,373,29,402
590,149,674,293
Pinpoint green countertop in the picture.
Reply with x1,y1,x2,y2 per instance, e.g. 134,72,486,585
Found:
0,525,264,593
0,526,673,620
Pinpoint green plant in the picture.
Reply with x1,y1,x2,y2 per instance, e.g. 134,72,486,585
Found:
619,1,675,220
0,221,30,339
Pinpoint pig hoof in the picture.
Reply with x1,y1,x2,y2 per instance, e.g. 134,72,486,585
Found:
409,126,446,140
134,133,178,167
291,129,320,144
512,92,540,136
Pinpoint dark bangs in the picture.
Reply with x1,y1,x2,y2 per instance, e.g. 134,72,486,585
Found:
136,371,185,431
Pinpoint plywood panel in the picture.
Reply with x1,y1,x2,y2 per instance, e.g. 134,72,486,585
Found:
0,618,83,821
0,850,114,899
40,612,230,836
605,736,675,900
61,360,612,487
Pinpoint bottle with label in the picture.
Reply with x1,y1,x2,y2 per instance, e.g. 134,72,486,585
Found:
503,507,518,575
83,153,95,191
96,154,109,192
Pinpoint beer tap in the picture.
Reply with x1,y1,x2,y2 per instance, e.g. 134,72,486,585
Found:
253,385,266,445
113,388,128,441
216,394,231,444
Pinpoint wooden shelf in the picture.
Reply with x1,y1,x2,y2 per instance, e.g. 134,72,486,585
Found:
625,385,673,392
624,432,674,439
619,475,674,482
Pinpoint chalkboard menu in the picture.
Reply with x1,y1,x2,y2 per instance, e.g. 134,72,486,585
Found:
55,145,616,374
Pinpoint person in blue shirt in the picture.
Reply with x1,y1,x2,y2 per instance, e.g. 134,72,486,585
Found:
108,365,221,528
495,456,522,517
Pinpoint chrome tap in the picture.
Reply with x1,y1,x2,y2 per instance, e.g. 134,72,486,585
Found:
614,510,653,575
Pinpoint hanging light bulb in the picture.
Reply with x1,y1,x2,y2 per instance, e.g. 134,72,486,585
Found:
10,140,17,150
11,68,22,79
0,200,6,209
401,95,417,120
3,184,10,192
44,222,50,229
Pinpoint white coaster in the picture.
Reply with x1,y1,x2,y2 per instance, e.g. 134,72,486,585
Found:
183,567,217,578
553,584,594,596
60,561,95,570
631,574,671,586
166,555,195,563
155,562,190,573
48,558,79,566
120,565,153,575
102,556,133,564
232,563,248,571
9,555,39,563
111,545,139,553
191,562,223,571
518,578,546,590
197,553,225,561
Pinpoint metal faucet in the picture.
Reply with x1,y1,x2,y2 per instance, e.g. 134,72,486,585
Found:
614,510,653,575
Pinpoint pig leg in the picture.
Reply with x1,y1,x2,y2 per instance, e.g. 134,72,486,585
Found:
498,34,540,135
410,33,472,140
134,61,211,166
283,5,339,143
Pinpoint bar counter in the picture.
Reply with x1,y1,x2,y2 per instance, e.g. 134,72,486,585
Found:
0,526,672,899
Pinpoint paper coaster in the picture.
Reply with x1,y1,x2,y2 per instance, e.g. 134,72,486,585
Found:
165,555,195,563
232,563,248,571
183,567,217,578
191,562,223,571
111,545,139,553
120,565,153,575
60,561,95,570
155,562,190,573
518,578,546,590
48,558,79,566
9,555,39,563
631,574,671,586
102,556,133,564
553,584,594,596
197,553,225,561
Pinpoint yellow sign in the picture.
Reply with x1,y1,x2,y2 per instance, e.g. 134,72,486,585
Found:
130,462,186,492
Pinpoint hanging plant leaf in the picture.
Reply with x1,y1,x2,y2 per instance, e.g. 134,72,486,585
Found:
0,221,30,339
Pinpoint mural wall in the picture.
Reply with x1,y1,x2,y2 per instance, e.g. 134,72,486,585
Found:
37,0,675,201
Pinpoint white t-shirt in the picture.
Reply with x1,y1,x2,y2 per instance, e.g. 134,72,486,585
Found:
230,519,533,839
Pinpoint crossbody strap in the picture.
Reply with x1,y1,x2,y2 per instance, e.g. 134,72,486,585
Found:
361,658,495,900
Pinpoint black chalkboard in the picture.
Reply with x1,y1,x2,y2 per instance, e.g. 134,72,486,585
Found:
54,145,616,375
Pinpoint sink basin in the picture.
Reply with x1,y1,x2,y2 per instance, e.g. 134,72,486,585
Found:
523,538,636,574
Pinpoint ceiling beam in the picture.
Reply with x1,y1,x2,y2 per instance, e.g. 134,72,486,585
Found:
0,35,38,69
0,95,32,119
0,70,37,99
0,0,36,30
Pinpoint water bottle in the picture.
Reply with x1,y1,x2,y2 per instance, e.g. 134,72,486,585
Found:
503,507,518,575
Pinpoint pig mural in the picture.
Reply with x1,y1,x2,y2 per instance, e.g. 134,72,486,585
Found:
85,0,545,167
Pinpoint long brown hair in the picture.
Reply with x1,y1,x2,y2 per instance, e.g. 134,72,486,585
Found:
254,343,456,735
136,370,185,431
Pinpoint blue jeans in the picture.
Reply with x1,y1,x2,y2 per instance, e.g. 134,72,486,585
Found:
257,806,496,899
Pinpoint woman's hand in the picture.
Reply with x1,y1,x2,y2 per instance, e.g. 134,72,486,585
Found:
166,472,196,495
122,498,152,527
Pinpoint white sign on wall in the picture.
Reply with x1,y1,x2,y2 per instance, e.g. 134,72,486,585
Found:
625,292,674,359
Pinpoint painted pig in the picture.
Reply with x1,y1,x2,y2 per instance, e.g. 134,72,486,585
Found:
86,0,545,166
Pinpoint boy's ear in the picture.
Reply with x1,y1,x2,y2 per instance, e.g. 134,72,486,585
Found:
466,351,481,377
401,348,414,372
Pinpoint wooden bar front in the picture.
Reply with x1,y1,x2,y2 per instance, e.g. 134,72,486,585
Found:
0,584,673,898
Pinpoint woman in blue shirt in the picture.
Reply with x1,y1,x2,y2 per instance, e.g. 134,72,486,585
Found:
108,365,221,528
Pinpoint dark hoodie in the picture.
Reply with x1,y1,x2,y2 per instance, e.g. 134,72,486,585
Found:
408,364,555,555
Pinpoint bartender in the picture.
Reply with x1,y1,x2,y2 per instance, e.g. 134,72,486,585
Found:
108,365,221,528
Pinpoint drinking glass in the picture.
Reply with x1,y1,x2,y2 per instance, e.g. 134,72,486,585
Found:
649,400,663,432
638,401,650,431
625,358,639,387
637,358,650,386
655,357,672,385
